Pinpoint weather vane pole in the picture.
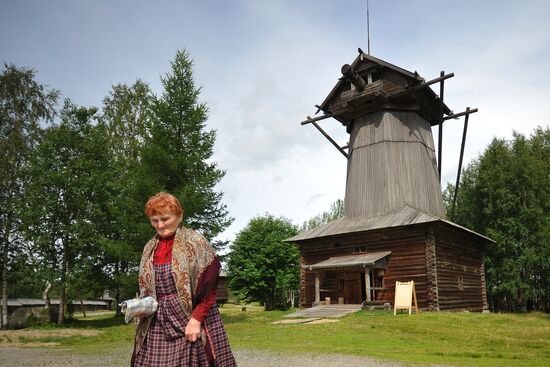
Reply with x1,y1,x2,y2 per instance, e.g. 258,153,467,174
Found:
367,0,371,55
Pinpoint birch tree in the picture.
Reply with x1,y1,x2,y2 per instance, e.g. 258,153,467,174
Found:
0,63,58,328
23,101,108,323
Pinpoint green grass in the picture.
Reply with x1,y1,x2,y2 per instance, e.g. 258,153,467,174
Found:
60,313,135,353
5,307,550,366
221,305,550,366
11,312,135,353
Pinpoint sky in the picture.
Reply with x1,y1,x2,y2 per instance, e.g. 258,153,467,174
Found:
2,0,549,246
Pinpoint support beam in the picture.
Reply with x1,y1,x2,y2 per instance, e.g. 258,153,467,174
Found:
315,272,320,303
443,108,478,121
300,114,348,158
411,72,454,91
365,268,372,302
437,71,445,182
451,108,470,218
310,119,349,158
300,113,333,126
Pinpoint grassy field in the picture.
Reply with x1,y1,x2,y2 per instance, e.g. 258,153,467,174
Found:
223,305,550,366
1,305,549,366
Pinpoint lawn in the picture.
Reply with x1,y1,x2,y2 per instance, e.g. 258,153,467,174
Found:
2,305,549,367
221,305,550,366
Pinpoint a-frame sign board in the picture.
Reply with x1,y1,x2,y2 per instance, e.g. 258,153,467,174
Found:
394,281,419,315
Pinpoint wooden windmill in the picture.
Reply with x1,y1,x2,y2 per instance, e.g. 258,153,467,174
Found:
287,50,492,311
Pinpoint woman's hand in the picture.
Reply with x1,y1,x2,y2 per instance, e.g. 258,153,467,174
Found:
185,317,202,342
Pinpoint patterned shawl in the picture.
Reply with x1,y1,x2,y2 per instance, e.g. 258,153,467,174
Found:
133,226,220,356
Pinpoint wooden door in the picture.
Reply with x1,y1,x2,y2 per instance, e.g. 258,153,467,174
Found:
338,272,362,304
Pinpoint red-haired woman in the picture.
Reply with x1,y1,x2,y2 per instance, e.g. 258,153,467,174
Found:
131,192,236,366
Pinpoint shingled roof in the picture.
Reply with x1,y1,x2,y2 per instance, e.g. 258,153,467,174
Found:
286,205,493,243
317,53,451,127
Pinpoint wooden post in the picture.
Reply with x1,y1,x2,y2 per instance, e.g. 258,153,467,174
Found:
451,108,478,218
371,270,376,300
365,268,371,302
411,285,418,315
315,272,320,303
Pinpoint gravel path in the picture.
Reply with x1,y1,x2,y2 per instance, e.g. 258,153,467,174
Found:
0,347,419,367
234,349,410,367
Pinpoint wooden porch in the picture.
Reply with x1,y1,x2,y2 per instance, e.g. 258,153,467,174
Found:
304,251,391,305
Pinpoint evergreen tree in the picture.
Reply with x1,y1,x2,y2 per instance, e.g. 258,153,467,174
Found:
228,215,299,310
446,127,550,312
139,50,232,244
0,63,59,328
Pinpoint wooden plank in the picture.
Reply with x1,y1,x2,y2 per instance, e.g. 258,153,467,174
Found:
344,110,444,219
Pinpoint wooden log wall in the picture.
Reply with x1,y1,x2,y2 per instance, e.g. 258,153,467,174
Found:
425,227,440,311
480,262,489,310
299,223,488,311
299,225,431,308
433,224,487,311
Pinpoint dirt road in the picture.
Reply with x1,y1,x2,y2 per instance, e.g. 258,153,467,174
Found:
0,347,413,367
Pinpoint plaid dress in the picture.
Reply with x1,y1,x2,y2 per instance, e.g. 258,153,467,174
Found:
132,228,236,367
133,264,215,366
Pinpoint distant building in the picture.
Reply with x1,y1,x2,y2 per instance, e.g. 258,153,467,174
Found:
6,298,110,329
217,270,229,305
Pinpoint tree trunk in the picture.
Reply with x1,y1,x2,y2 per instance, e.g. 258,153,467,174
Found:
80,297,86,317
1,212,11,329
43,281,52,310
58,284,67,324
58,237,68,324
264,293,274,311
115,261,121,316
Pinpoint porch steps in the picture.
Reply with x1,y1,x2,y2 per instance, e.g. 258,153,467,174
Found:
283,304,362,319
363,301,391,310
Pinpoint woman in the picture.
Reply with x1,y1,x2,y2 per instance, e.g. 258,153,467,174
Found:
131,192,236,367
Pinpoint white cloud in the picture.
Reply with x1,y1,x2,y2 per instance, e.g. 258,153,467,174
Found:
3,0,549,244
